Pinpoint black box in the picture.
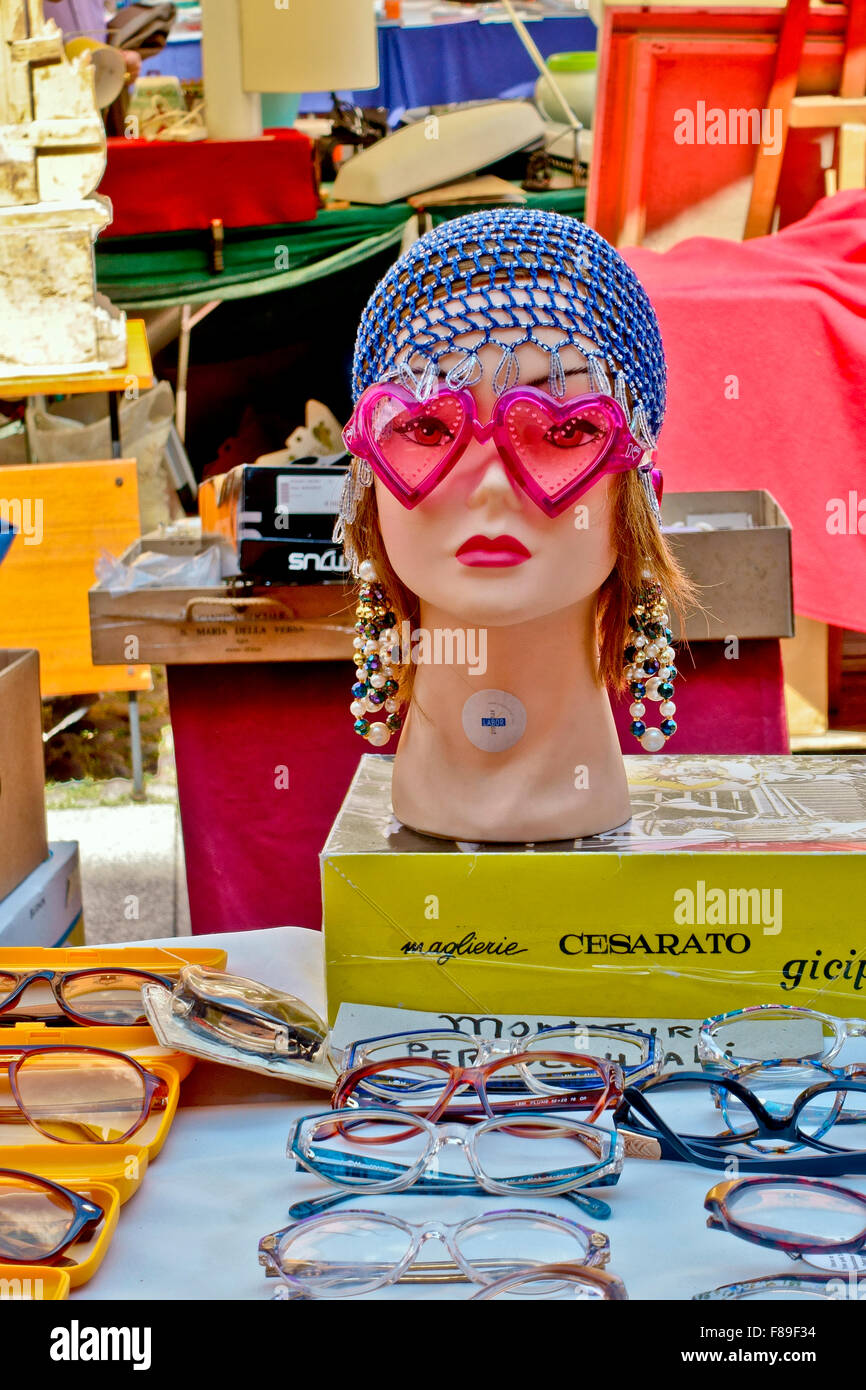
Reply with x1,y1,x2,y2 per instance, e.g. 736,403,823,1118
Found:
199,455,351,582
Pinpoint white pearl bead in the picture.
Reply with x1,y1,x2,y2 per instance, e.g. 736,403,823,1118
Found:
659,667,673,681
358,560,378,583
629,702,646,719
350,700,366,718
634,635,648,648
352,637,363,650
364,697,382,714
660,700,676,718
624,664,638,681
363,640,378,655
369,673,386,689
640,727,666,752
384,697,400,713
644,677,663,702
366,721,391,747
645,644,659,659
660,646,675,664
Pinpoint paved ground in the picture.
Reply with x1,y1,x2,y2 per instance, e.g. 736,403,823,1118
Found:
45,728,191,945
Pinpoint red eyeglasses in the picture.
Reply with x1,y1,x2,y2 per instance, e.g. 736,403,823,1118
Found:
0,1045,169,1144
334,1050,623,1125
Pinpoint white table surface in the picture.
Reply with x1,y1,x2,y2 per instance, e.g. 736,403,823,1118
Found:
64,927,859,1301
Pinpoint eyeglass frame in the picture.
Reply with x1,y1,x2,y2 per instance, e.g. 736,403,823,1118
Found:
0,1044,170,1144
333,1049,624,1124
613,1071,866,1176
259,1206,610,1297
288,1106,624,1201
693,1271,863,1301
704,1175,866,1256
0,968,174,1027
344,1023,661,1089
470,1263,629,1301
0,1168,104,1263
699,1003,866,1071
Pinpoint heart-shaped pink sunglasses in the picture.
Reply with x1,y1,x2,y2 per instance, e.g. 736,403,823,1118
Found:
343,382,650,518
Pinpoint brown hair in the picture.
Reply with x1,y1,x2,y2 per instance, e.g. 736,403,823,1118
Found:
343,465,696,700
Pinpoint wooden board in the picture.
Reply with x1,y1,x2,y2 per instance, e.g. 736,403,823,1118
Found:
0,320,153,399
0,460,150,697
587,6,853,246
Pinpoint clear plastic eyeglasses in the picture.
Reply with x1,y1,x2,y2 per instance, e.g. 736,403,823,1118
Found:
287,1107,623,1202
699,1005,866,1072
346,1024,660,1088
259,1208,610,1299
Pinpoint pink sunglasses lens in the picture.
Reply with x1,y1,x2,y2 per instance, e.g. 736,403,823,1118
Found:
368,392,467,491
502,399,616,505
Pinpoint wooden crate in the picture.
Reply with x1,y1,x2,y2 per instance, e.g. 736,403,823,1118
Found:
0,461,149,697
89,536,356,666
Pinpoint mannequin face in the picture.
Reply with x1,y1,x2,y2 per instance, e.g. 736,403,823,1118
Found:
374,337,619,627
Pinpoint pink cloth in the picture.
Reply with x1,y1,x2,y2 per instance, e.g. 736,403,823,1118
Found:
624,192,866,633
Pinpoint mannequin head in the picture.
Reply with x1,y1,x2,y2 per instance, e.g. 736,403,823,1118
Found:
340,209,691,700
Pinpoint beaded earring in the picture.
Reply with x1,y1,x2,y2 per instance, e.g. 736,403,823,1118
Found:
349,560,403,748
624,568,678,753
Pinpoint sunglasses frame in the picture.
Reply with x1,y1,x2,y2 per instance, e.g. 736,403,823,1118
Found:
259,1206,610,1298
334,1049,623,1124
289,1106,624,1199
343,381,647,517
614,1072,866,1176
0,1045,169,1144
704,1175,866,1256
0,1168,104,1264
0,968,173,1027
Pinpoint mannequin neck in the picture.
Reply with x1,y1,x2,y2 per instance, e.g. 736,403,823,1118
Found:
390,594,632,842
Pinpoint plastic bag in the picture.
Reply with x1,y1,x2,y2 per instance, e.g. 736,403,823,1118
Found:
26,382,181,532
96,546,223,594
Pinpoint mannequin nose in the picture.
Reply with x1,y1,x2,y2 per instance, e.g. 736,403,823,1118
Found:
464,443,523,512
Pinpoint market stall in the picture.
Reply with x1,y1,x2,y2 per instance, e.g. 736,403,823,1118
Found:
1,0,865,1344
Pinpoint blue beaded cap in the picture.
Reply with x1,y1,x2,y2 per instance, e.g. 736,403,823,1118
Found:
352,208,667,451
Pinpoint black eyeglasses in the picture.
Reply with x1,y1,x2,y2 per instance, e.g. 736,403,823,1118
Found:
613,1070,866,1175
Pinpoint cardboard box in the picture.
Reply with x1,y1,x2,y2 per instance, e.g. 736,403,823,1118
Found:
0,842,83,947
662,489,794,641
322,753,866,1025
0,650,49,902
198,458,351,583
89,535,356,666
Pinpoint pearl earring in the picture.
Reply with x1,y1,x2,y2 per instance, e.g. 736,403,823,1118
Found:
624,568,678,753
350,560,402,748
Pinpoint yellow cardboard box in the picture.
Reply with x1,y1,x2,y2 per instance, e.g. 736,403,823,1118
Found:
321,754,866,1025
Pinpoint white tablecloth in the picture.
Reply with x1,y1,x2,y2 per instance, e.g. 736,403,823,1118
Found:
70,928,857,1301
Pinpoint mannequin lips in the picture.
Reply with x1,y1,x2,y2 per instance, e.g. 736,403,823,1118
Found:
455,535,531,568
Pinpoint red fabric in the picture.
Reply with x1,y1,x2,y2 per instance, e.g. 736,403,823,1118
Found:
611,639,788,757
100,131,319,236
623,192,866,634
169,641,786,936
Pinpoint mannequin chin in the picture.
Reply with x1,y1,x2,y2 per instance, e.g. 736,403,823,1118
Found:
377,433,632,843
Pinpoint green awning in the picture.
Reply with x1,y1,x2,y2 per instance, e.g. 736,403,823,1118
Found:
95,188,586,310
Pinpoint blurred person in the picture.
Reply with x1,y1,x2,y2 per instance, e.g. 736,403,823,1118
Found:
46,0,142,80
